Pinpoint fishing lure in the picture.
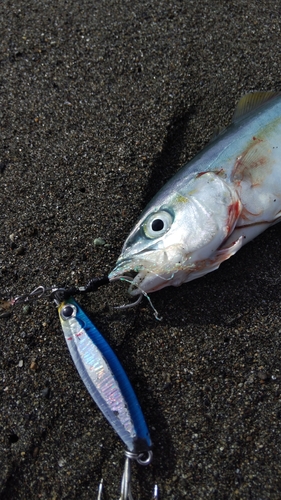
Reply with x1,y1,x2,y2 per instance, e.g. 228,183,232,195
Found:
56,295,152,452
1,282,157,498
54,293,155,499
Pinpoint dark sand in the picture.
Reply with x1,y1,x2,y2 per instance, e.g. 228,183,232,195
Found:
1,1,281,498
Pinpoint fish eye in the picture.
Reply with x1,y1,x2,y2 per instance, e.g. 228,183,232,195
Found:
60,304,77,320
143,210,173,239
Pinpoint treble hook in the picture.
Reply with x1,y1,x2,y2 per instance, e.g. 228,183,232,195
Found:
97,450,158,499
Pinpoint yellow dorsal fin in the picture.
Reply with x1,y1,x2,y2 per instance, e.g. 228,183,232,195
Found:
232,91,280,122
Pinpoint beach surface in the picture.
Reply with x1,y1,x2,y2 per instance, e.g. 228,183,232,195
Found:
1,1,281,498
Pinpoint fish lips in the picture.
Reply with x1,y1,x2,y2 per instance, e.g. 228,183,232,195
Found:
108,253,150,283
108,246,182,295
109,262,173,295
108,259,146,295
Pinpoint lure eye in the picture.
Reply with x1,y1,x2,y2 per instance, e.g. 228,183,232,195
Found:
143,210,173,239
60,304,77,320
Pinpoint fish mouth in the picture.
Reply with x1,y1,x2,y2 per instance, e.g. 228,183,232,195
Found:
108,266,149,296
108,258,176,296
108,244,192,294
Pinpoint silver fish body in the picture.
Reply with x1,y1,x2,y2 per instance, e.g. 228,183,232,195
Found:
109,92,281,295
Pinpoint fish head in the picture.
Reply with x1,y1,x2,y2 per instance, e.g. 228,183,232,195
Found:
109,172,241,295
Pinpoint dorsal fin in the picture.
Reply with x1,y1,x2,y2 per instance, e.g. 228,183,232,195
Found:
232,91,280,122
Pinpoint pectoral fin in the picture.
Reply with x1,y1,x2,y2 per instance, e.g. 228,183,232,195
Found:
190,236,244,282
209,236,243,270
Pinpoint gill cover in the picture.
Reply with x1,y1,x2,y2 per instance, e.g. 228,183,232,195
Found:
109,172,242,292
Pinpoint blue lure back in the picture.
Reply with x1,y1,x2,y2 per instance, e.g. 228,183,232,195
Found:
58,297,152,454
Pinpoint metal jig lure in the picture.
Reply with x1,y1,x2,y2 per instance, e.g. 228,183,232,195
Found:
1,278,157,497
54,293,155,499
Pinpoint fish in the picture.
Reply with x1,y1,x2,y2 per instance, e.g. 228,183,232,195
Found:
109,92,281,295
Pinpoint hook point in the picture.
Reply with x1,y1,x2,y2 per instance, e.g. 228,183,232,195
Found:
97,478,103,500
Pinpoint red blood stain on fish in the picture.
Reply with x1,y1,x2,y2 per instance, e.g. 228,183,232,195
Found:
226,200,242,234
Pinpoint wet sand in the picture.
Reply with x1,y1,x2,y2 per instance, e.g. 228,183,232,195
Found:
1,1,281,498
